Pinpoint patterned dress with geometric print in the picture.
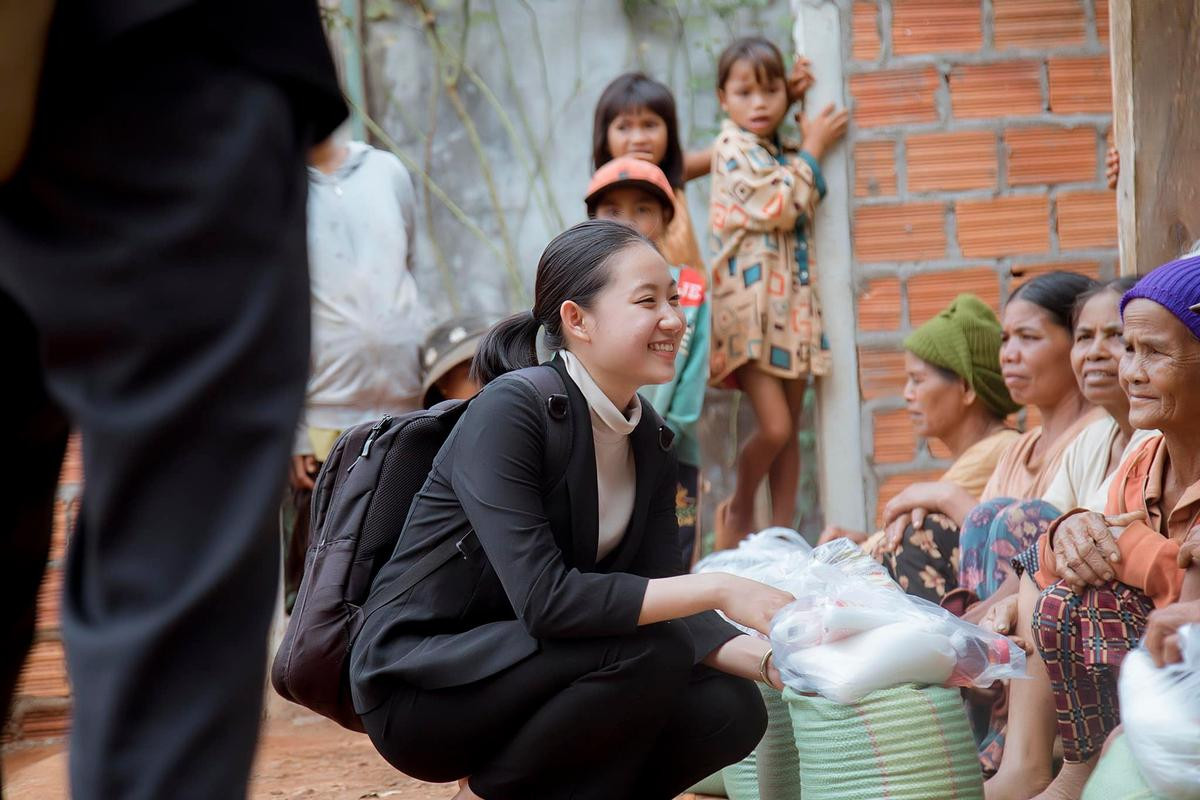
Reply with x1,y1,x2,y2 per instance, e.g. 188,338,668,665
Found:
707,118,830,386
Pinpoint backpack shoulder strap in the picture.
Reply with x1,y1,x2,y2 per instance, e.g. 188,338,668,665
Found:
510,364,572,484
356,366,571,625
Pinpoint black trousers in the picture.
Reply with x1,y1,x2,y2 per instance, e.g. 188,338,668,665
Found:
0,12,310,799
361,623,767,800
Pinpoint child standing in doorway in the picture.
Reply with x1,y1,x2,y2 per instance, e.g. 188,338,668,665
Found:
585,157,710,564
708,37,848,548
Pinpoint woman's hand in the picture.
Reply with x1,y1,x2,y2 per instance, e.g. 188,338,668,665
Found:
817,524,868,546
1049,510,1145,591
883,480,976,532
716,575,795,637
799,103,849,161
882,482,946,527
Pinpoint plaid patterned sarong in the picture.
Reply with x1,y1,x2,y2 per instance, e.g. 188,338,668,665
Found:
1033,581,1154,762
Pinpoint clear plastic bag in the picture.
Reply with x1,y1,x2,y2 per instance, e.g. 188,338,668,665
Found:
769,552,1026,704
693,527,813,582
1118,624,1200,799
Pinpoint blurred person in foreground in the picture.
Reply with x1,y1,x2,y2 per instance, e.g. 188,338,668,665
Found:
0,2,345,797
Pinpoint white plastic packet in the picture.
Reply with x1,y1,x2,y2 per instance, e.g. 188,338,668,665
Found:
1118,624,1200,799
769,543,1026,703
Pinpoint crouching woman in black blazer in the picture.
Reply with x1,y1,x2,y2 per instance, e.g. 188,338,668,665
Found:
350,219,793,800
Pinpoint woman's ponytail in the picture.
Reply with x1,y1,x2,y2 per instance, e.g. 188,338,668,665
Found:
470,219,652,386
470,310,541,386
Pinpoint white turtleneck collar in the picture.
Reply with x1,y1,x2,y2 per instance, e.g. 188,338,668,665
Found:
559,350,641,435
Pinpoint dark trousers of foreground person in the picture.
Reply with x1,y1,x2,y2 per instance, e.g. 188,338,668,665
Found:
0,7,333,797
361,624,767,800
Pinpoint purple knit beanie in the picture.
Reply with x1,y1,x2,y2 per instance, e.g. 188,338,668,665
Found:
1120,254,1200,342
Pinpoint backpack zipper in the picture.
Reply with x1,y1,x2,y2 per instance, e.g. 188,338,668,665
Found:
348,414,393,472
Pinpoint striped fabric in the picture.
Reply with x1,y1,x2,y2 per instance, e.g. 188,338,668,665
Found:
723,685,802,800
787,685,983,800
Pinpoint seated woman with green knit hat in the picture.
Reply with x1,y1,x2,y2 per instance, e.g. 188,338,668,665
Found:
820,293,1020,600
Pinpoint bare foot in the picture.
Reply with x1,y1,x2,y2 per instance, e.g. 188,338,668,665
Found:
1030,759,1097,800
984,764,1052,800
714,499,754,551
724,502,756,542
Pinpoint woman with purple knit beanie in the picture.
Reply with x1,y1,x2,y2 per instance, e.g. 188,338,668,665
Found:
1006,251,1200,800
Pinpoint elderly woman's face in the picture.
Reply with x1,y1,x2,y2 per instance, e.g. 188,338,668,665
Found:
1119,298,1200,432
1000,298,1077,409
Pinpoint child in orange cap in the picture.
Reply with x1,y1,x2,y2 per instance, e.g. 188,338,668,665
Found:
586,157,710,564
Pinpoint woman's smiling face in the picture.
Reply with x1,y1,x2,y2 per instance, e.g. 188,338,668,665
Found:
569,242,684,393
1119,298,1200,434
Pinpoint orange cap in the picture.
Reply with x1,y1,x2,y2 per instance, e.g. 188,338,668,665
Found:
585,157,675,223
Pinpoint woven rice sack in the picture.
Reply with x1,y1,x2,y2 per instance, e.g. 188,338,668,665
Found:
786,684,983,800
723,685,802,800
687,771,727,797
1081,734,1165,800
722,748,759,800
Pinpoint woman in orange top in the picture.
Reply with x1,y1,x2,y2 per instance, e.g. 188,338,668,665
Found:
1017,255,1200,800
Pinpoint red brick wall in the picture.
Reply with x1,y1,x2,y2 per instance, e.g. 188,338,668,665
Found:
3,435,80,746
847,0,1115,526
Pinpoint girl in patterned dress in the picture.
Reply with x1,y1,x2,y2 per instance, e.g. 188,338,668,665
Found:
708,37,848,547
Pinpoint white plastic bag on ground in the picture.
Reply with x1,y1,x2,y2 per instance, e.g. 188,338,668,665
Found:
1118,624,1200,800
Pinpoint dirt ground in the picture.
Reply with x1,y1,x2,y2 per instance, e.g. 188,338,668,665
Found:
3,714,458,800
4,713,712,799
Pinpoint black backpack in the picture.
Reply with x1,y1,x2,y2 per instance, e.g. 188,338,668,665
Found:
271,365,571,731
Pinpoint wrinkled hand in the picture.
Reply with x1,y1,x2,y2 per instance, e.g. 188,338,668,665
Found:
1105,146,1120,190
1050,510,1145,591
799,103,850,161
788,57,814,105
289,453,319,491
718,575,796,637
818,524,867,546
1143,598,1200,667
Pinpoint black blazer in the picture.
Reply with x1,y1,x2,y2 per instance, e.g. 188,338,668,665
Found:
349,357,737,715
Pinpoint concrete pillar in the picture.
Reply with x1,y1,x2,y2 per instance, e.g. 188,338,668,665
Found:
792,0,869,531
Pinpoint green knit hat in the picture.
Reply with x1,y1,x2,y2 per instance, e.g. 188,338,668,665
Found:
903,293,1019,417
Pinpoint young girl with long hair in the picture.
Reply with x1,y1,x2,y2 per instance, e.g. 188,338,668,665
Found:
592,65,814,275
707,37,848,545
350,220,792,800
